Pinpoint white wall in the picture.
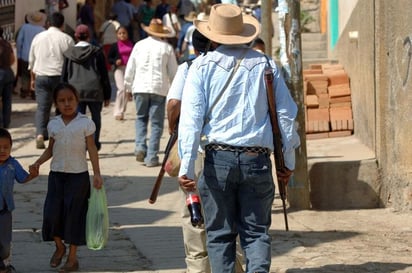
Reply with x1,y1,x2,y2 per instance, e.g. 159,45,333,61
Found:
338,0,358,36
15,0,78,30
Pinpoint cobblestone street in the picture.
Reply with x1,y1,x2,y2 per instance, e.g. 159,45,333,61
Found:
6,96,412,273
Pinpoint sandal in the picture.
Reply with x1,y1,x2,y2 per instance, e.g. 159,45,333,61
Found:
58,260,79,272
50,248,66,268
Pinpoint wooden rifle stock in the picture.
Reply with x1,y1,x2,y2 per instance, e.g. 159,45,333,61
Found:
265,68,289,231
148,128,178,204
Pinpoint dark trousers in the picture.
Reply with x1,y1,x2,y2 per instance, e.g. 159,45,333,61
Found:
0,210,12,265
0,68,14,128
78,101,103,150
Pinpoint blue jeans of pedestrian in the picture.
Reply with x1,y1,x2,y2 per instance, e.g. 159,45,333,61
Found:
34,76,61,138
0,68,14,128
198,149,275,273
78,101,103,150
133,93,165,165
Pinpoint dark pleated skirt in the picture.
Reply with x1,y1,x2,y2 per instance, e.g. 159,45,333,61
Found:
42,171,91,245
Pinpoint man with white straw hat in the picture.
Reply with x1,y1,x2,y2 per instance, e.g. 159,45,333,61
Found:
124,19,178,167
177,4,300,272
16,11,46,99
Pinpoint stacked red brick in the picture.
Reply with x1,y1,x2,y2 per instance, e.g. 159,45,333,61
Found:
304,64,354,139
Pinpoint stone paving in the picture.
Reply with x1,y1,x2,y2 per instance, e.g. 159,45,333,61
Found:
6,95,412,273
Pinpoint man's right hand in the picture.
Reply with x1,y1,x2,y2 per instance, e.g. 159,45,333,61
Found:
178,175,196,192
276,167,293,185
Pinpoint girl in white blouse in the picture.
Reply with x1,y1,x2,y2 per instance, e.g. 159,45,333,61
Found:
31,83,103,272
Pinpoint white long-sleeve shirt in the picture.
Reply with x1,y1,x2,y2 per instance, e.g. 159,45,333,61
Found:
28,26,74,76
124,36,178,96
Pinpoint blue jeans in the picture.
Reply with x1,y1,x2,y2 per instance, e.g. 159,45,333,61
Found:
34,76,61,138
198,150,275,273
133,93,165,164
78,101,103,150
0,68,14,128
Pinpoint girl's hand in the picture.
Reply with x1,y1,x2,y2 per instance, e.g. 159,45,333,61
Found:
29,164,39,177
93,174,103,189
115,59,122,66
29,163,40,172
127,92,133,101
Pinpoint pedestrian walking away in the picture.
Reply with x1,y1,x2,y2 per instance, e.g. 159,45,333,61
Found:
177,4,300,273
15,10,46,100
124,18,178,167
30,83,104,273
61,24,112,151
0,35,15,129
98,12,121,70
167,29,245,272
28,12,74,149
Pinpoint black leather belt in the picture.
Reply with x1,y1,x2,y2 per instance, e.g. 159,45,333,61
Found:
205,143,270,154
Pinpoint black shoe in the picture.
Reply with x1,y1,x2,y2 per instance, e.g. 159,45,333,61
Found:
7,265,16,273
20,89,28,98
0,265,16,273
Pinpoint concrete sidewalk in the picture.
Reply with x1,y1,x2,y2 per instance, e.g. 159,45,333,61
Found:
7,95,412,273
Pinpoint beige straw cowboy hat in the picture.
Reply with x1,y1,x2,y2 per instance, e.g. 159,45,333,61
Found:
184,11,197,22
27,11,47,27
194,4,260,45
142,19,174,38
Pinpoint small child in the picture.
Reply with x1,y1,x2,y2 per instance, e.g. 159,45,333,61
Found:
31,83,103,272
0,128,39,273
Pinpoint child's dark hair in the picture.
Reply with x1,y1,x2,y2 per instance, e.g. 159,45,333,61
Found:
0,128,12,146
53,82,80,104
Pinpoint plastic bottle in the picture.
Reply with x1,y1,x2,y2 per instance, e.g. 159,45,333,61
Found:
186,192,204,227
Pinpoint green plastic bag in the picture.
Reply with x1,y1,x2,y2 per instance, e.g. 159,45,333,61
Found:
86,185,109,250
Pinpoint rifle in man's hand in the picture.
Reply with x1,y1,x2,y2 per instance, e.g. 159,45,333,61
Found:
148,126,178,204
265,68,290,231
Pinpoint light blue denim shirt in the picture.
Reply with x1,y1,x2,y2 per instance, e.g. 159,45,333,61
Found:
16,23,45,61
178,45,300,179
0,157,29,211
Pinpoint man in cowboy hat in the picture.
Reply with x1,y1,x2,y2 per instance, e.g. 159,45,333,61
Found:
124,19,178,167
167,29,245,273
15,11,46,99
177,4,300,272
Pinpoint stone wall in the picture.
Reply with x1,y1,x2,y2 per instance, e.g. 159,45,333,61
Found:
300,0,320,33
333,0,412,211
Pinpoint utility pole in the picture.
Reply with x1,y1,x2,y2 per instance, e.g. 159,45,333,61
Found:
278,0,310,209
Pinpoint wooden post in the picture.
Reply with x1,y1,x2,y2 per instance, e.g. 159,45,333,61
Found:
284,0,311,209
261,0,273,56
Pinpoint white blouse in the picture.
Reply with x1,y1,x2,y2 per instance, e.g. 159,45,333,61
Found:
48,113,96,173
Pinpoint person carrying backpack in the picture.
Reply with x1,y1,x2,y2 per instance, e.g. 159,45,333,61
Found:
61,24,111,151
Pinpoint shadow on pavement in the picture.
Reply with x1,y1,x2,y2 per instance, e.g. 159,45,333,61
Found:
285,262,412,273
